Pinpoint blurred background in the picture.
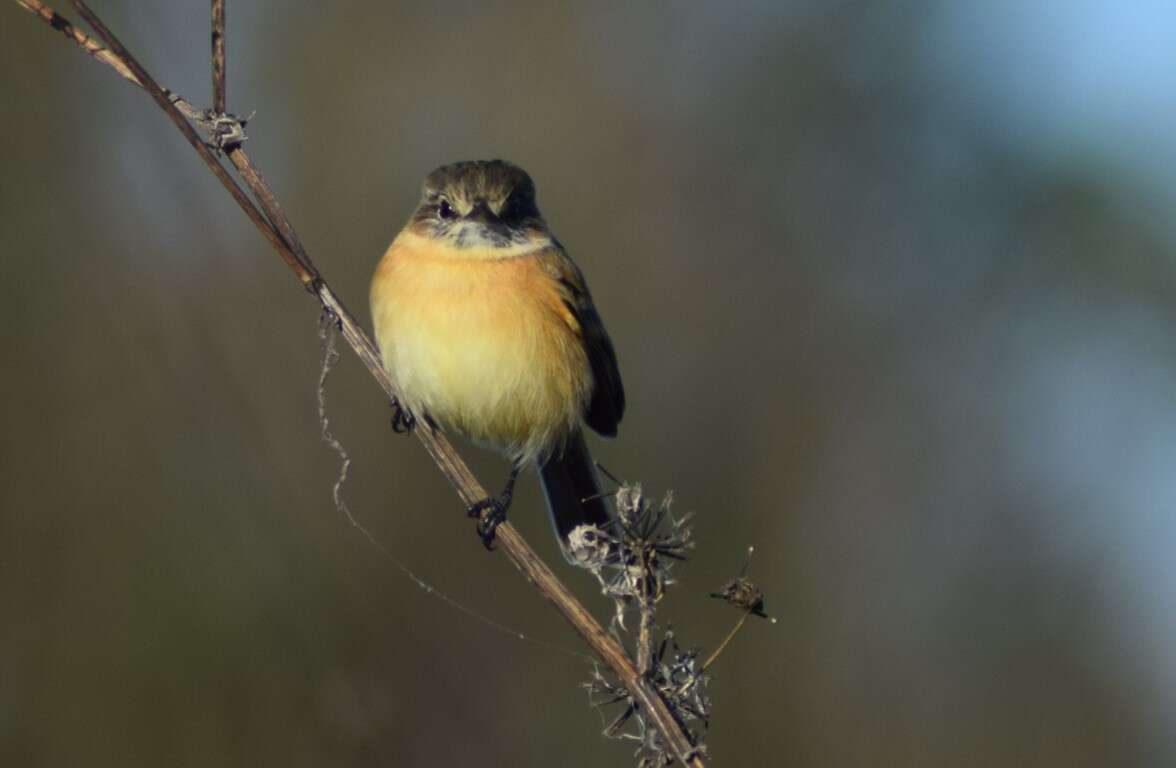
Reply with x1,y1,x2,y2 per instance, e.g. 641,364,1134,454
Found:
4,1,1176,765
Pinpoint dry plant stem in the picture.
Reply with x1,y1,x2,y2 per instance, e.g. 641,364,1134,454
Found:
226,146,320,279
701,610,751,672
637,583,655,675
16,0,132,77
210,0,225,114
14,0,216,127
19,2,705,765
21,0,307,285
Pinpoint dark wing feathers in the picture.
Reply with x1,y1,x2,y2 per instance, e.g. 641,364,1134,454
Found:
577,301,624,436
544,249,625,437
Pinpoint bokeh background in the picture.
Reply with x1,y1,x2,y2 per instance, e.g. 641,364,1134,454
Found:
4,1,1176,765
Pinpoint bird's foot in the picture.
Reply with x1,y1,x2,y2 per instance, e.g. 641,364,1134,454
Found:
467,496,509,550
389,400,416,433
466,467,520,551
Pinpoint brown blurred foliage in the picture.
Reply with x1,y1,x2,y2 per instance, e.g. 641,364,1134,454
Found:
4,2,1176,766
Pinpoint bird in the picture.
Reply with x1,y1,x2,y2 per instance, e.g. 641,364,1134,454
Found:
370,160,625,556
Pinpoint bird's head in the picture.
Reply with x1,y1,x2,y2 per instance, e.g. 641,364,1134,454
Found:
410,159,549,252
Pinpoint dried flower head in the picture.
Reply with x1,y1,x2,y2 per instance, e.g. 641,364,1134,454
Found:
583,628,710,767
566,523,617,571
574,484,693,613
577,481,708,766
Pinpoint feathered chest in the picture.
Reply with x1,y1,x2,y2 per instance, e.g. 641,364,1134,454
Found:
370,236,590,463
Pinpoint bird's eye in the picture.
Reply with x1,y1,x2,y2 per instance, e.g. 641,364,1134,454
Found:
438,200,455,219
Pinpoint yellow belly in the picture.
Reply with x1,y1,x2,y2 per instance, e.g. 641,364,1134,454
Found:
370,233,590,465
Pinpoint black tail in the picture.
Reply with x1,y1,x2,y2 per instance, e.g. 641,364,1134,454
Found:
540,430,614,560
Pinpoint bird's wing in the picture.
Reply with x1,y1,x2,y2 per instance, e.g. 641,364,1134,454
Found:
538,244,625,437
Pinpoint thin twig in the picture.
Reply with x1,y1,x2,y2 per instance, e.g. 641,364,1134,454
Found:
635,548,659,676
13,0,210,126
210,0,225,114
225,145,320,278
16,0,133,77
15,2,705,765
701,611,751,672
637,591,655,675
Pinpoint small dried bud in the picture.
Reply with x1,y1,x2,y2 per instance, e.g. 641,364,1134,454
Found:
710,576,774,621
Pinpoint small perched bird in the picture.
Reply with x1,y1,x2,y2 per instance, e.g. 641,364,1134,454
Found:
370,160,624,555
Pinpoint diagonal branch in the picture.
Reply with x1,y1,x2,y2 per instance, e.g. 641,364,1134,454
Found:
14,1,705,764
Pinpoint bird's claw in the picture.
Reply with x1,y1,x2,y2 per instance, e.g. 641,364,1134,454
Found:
467,497,508,550
390,400,416,433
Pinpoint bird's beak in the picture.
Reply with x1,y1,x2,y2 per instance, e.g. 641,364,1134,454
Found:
466,200,499,225
462,200,511,240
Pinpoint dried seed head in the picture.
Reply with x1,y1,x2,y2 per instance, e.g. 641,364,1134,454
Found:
710,546,776,622
567,524,615,571
575,482,709,765
584,629,710,766
710,577,771,619
615,483,645,528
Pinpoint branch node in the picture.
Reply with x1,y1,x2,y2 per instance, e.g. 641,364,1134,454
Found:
194,108,251,150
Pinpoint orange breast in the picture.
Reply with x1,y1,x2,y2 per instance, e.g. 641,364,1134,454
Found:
370,232,590,465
